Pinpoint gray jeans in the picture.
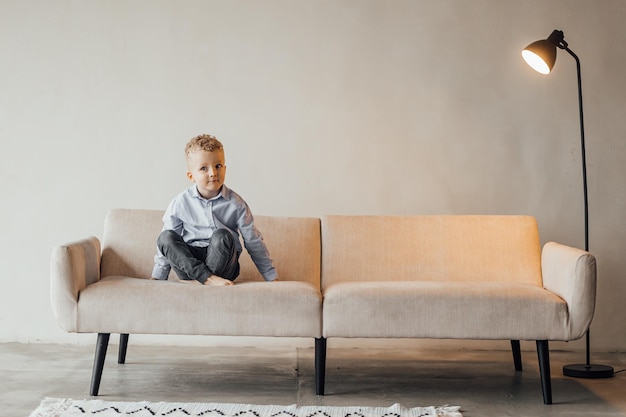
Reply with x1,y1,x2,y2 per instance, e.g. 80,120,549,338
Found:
157,229,240,284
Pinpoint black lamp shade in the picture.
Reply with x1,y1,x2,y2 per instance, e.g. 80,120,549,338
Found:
522,39,557,74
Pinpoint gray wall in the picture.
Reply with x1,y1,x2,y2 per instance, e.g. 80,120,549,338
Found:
1,0,625,352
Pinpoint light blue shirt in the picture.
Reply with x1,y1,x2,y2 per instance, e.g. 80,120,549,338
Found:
152,184,277,281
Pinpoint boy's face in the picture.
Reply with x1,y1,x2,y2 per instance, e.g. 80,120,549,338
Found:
186,149,227,199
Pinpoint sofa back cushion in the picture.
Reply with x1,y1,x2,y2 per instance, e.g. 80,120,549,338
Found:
101,209,321,288
321,215,542,290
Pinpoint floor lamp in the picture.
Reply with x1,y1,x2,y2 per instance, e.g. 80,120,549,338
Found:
521,30,614,378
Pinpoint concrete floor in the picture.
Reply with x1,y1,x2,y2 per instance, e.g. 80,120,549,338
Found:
3,341,626,417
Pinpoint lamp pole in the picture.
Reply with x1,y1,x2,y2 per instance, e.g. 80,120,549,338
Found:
560,45,612,378
560,44,588,253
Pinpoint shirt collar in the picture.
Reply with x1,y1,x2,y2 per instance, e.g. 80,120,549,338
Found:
191,184,231,202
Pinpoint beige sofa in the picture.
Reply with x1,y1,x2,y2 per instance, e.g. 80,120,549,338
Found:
50,211,596,405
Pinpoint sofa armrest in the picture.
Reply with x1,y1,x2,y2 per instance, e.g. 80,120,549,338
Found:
50,236,101,332
541,241,597,340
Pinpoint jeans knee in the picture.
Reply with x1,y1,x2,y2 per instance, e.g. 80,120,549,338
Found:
157,230,181,251
211,229,234,248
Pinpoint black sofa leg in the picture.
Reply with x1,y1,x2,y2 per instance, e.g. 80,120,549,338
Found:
511,340,522,371
90,333,110,396
315,337,327,395
536,340,552,405
118,334,129,364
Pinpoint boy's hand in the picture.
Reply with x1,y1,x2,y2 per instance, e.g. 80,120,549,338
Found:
204,275,234,286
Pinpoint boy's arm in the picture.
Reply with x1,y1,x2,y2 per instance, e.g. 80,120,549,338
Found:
151,200,185,280
151,248,171,280
244,231,278,281
238,212,277,281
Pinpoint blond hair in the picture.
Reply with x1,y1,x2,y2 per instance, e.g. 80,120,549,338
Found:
185,134,224,160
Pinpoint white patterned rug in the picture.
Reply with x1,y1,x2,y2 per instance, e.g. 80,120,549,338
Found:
29,398,462,417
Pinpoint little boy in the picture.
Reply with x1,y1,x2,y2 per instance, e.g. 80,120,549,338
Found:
151,134,278,286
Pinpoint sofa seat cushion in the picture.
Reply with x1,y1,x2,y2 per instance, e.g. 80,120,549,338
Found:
77,276,322,337
322,281,568,340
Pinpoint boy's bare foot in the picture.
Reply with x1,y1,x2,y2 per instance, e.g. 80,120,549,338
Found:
204,275,234,286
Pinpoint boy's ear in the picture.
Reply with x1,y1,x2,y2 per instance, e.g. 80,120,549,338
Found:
186,171,194,182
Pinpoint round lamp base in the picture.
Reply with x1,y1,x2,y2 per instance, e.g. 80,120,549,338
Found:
563,364,614,378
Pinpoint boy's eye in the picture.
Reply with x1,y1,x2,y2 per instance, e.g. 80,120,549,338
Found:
200,167,208,171
215,164,223,169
